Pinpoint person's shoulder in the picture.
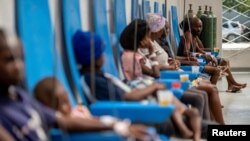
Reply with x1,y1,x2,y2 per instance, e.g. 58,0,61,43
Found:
84,71,106,82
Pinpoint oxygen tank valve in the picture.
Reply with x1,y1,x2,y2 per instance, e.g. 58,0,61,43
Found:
209,6,212,12
204,5,208,14
199,6,202,10
187,4,195,18
189,4,192,10
205,5,208,11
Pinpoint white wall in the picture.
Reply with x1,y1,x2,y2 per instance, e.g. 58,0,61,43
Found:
0,0,15,36
80,0,91,31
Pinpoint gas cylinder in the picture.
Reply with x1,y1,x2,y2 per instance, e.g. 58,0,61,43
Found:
196,6,202,18
199,5,214,50
186,4,196,19
209,6,217,49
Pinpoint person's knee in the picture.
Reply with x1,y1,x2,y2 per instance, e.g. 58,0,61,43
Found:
220,58,230,67
223,58,229,65
193,94,204,106
185,108,200,117
213,67,220,75
191,108,200,117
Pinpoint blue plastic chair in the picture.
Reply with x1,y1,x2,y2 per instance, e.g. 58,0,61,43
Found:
15,0,122,140
154,1,159,13
62,0,175,123
142,0,151,19
15,0,75,105
162,2,166,17
131,0,139,20
171,6,181,49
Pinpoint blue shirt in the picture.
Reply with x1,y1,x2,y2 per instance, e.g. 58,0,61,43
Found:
84,72,125,101
0,87,56,141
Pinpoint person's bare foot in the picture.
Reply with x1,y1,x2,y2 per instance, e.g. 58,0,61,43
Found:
193,133,201,141
234,83,247,89
180,128,194,139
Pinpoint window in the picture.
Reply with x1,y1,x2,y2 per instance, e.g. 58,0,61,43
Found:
231,22,239,28
223,23,229,28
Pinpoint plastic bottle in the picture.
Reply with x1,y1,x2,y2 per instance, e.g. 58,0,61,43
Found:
171,82,184,99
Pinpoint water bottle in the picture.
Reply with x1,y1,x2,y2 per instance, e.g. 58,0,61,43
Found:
171,82,184,99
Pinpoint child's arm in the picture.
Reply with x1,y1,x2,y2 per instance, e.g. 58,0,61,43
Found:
123,83,166,101
140,58,160,78
55,113,150,140
0,126,14,141
159,64,179,71
55,113,113,132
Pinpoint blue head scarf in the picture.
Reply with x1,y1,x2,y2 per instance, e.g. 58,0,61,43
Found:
73,30,105,66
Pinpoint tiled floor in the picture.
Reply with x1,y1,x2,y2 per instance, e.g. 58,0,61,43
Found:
170,72,250,141
218,72,250,124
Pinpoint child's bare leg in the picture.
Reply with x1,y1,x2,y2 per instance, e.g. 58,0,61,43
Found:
172,110,193,138
184,108,201,141
171,97,193,138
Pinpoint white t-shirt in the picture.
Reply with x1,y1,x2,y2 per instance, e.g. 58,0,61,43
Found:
138,40,169,66
151,40,169,66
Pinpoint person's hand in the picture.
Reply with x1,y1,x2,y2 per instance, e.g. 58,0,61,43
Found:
128,124,151,141
203,54,213,61
175,60,181,67
168,59,175,65
190,57,198,62
189,61,199,66
170,64,178,70
211,57,218,67
153,83,166,90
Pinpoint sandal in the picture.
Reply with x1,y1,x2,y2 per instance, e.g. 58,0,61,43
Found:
226,87,241,93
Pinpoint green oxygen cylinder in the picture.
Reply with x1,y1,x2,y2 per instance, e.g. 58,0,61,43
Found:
196,6,202,18
199,5,213,50
209,6,217,49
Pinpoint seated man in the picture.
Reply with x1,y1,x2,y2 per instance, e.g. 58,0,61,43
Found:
0,29,148,141
178,17,246,92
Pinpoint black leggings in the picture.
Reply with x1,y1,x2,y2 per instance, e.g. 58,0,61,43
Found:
180,88,211,120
